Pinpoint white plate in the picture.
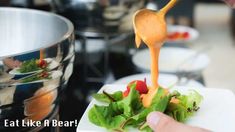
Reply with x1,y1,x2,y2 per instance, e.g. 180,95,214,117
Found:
46,58,60,70
166,25,199,43
132,47,210,73
12,70,63,86
9,58,59,75
77,85,235,132
113,73,204,88
9,68,42,76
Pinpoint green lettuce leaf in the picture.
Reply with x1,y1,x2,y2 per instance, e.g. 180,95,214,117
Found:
166,90,203,122
18,59,40,73
141,126,152,132
117,84,142,117
130,87,170,124
92,91,123,103
88,84,143,130
88,105,127,130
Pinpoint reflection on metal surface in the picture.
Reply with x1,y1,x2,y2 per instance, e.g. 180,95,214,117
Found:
0,8,74,131
52,0,145,33
0,8,74,58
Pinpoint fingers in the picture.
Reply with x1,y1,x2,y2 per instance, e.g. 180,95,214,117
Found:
146,112,211,132
224,0,235,8
3,58,22,69
14,60,22,67
147,111,178,132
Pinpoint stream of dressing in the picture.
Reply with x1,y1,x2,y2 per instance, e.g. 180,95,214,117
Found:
40,50,44,61
133,0,178,107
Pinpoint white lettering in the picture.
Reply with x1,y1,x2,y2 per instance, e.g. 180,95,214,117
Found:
15,120,19,127
22,120,26,127
4,119,19,127
47,119,79,127
22,119,41,127
64,121,70,127
44,119,50,127
57,121,63,127
52,119,57,127
4,119,9,127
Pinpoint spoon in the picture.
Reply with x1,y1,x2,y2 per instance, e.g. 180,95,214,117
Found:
133,0,178,48
133,0,178,89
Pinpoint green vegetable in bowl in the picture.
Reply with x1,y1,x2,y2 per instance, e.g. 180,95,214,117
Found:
17,59,40,73
17,59,49,73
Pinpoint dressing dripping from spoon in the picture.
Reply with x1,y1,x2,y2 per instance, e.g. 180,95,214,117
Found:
40,49,44,62
133,0,178,107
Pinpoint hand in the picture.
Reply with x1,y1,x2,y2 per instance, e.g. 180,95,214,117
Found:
222,0,235,8
3,58,22,69
147,112,211,132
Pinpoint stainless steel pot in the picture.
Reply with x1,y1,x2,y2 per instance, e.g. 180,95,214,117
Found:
0,8,74,131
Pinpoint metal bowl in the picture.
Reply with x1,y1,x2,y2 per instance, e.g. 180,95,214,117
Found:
0,8,74,131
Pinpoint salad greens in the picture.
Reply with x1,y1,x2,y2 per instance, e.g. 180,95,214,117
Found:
17,59,48,73
130,88,170,124
88,84,203,132
89,85,142,131
93,91,123,103
17,59,40,73
166,90,203,122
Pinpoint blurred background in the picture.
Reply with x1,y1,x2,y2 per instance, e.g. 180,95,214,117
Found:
1,0,235,131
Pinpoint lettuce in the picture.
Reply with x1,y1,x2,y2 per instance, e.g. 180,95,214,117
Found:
88,85,142,131
92,91,123,103
166,90,203,122
88,86,203,132
88,104,127,130
18,59,40,73
131,87,170,124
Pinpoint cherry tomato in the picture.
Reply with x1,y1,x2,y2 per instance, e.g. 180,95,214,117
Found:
123,80,148,97
182,32,190,39
37,60,48,69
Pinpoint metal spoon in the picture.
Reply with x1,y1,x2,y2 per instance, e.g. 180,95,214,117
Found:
133,0,178,48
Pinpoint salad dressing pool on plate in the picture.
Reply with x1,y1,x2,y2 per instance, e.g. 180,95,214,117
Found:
133,0,178,107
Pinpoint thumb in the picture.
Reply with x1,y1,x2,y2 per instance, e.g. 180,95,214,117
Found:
146,112,210,132
146,112,176,132
224,0,235,7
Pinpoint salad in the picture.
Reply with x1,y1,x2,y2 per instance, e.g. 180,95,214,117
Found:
17,59,48,73
167,31,190,41
88,80,202,132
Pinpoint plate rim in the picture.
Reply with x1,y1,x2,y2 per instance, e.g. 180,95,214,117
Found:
166,25,199,43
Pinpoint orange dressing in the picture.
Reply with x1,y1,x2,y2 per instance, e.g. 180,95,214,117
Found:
133,0,178,107
170,97,180,104
24,88,56,121
40,49,44,61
